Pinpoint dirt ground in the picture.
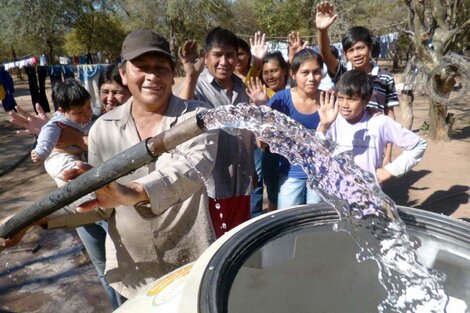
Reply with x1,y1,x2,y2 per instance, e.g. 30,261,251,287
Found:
0,72,468,313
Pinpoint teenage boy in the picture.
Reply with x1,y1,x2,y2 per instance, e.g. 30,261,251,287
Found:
317,70,426,185
179,27,255,238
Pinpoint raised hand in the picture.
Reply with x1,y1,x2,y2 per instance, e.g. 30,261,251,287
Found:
178,40,204,77
246,77,268,106
288,31,309,63
9,103,49,135
250,31,268,68
316,1,337,30
318,90,338,134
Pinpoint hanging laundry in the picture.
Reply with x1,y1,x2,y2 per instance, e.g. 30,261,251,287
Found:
24,65,51,113
79,55,88,64
0,67,17,112
3,56,37,71
61,64,75,80
77,64,105,115
378,32,398,59
40,54,49,66
59,56,71,65
48,65,63,110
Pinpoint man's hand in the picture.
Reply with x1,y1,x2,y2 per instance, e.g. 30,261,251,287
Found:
9,103,49,135
178,40,204,78
61,162,149,213
0,215,28,253
316,1,337,31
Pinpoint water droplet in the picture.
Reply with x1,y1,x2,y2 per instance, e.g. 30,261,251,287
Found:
221,223,227,229
219,213,223,219
215,203,221,210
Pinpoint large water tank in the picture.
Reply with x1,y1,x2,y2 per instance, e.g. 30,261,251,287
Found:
115,204,470,313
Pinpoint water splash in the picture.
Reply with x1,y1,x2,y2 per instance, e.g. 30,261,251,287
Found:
200,103,448,313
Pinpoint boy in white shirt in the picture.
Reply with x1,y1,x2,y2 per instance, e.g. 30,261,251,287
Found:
317,70,426,186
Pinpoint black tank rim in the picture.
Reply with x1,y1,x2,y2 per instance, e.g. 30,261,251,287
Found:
197,204,470,313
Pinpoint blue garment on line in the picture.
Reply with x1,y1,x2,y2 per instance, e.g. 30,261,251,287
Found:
78,64,103,82
61,64,75,80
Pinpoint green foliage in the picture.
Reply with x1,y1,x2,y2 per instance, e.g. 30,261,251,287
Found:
63,12,126,61
1,0,462,67
250,0,315,37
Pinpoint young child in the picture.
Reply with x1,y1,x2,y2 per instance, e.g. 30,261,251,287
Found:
317,70,426,185
31,79,92,187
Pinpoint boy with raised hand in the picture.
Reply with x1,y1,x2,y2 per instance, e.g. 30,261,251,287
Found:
316,1,399,164
317,70,426,186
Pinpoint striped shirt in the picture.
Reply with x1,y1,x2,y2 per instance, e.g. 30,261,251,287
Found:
330,61,399,112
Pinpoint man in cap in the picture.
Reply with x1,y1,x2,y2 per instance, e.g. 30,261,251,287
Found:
1,30,218,300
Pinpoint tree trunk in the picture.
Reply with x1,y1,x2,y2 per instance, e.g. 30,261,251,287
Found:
429,102,449,140
47,39,54,65
428,74,455,141
399,90,414,130
10,46,23,80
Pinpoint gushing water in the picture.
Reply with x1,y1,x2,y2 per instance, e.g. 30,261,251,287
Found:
200,103,448,313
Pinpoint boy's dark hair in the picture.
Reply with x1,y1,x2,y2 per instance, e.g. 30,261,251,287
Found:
237,37,251,64
52,79,90,111
261,51,289,84
290,48,324,74
342,26,373,52
336,69,374,100
98,64,126,90
204,27,238,53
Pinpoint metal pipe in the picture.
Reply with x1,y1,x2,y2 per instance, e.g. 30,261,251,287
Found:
0,113,206,238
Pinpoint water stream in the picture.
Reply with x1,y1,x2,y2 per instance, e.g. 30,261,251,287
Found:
199,103,448,313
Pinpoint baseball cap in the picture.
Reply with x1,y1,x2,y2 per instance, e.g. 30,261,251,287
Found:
121,29,173,60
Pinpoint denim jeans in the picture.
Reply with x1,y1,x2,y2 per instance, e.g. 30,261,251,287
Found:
250,146,264,217
76,221,123,309
277,175,322,209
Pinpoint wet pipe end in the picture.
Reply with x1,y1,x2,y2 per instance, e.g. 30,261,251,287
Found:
146,114,206,158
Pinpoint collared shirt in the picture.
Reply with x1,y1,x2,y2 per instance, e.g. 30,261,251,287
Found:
48,95,218,299
329,61,399,112
194,68,255,199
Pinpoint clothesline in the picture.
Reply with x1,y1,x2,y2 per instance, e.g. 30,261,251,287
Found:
236,21,406,41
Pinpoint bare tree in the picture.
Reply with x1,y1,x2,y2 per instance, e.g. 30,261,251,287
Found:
403,0,470,141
